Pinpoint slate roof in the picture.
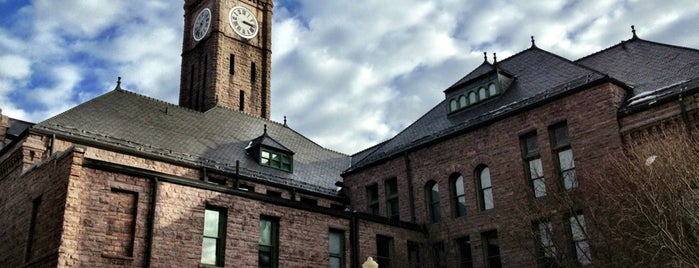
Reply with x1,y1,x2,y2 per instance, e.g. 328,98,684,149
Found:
347,36,699,173
346,46,609,173
576,37,699,112
33,89,349,195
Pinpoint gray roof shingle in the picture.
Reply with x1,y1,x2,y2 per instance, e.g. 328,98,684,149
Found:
33,89,349,195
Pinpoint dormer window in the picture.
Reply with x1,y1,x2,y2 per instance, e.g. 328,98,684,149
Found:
246,125,295,173
447,82,502,113
260,149,293,172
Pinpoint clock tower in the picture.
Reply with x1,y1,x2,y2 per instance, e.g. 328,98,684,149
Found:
180,0,272,119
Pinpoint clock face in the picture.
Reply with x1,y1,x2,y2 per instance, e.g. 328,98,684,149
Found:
229,6,259,39
192,8,211,41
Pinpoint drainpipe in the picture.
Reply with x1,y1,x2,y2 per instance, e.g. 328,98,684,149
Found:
145,177,159,267
350,212,359,268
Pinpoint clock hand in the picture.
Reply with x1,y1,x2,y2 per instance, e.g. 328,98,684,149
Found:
242,21,255,28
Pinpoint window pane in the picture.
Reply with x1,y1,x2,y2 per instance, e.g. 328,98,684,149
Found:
529,158,543,178
450,99,458,111
459,95,467,107
569,215,586,240
203,210,220,237
261,151,270,158
576,240,592,265
430,183,439,200
480,168,491,188
329,232,342,254
483,188,494,210
455,176,465,196
488,83,497,96
259,219,271,245
201,237,217,265
479,87,487,100
558,149,575,170
563,170,578,190
458,196,467,215
469,92,477,103
533,178,547,197
330,257,342,268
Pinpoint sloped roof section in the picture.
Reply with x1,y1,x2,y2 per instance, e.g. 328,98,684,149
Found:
33,89,349,195
346,47,607,173
577,37,699,97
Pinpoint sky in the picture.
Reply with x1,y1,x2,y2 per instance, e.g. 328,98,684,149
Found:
0,0,698,154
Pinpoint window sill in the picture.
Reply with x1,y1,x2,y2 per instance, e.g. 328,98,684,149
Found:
199,264,224,268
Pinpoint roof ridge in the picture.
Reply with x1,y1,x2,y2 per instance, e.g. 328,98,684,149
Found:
115,88,199,113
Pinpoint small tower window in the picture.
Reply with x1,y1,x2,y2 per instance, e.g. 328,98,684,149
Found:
251,62,256,83
450,99,458,112
469,91,477,104
459,95,467,108
488,83,497,96
478,87,487,100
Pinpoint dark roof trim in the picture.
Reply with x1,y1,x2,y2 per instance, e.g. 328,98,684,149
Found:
83,158,425,232
618,77,699,116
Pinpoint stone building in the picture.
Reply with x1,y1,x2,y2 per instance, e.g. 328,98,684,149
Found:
1,0,698,267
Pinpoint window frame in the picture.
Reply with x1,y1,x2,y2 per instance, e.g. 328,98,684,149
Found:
450,174,467,218
385,178,400,220
521,132,546,197
366,184,380,215
569,213,591,266
482,230,501,268
426,181,441,223
376,235,395,268
457,236,473,268
535,220,558,267
329,229,345,268
201,206,227,267
260,148,293,172
476,166,494,211
259,216,279,268
549,122,577,190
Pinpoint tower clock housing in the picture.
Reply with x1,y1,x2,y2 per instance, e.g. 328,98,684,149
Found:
180,0,273,119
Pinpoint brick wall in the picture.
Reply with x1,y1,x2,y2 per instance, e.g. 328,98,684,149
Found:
344,82,628,267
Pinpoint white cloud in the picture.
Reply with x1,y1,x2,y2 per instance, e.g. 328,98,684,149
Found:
0,54,31,80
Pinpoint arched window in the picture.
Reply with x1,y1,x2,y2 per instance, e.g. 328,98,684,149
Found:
426,181,441,223
476,166,494,211
488,83,497,96
469,91,477,104
450,174,467,218
450,99,458,112
459,95,467,108
478,87,487,100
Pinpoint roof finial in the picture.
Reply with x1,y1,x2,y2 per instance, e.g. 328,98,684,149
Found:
631,25,638,39
531,36,536,48
263,124,267,134
115,76,122,90
483,52,488,62
283,116,287,126
493,52,497,64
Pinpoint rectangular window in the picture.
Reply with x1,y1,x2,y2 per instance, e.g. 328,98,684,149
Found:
549,122,577,190
431,241,447,268
240,90,245,111
259,216,279,268
385,178,399,220
536,221,557,266
106,189,138,258
457,236,473,268
260,149,293,172
329,230,345,268
407,241,422,268
521,132,546,197
569,213,591,265
25,196,41,262
482,230,501,268
300,197,318,206
366,184,379,215
376,235,394,268
201,206,227,266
